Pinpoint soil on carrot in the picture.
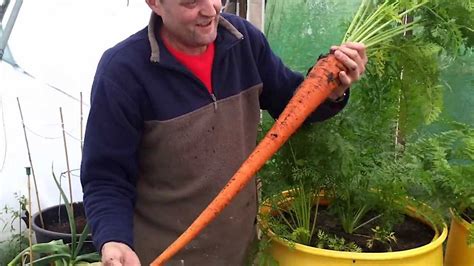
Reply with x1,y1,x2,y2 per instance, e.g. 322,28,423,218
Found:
280,206,435,252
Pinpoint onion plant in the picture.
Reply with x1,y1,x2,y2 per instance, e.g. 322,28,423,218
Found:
8,168,100,266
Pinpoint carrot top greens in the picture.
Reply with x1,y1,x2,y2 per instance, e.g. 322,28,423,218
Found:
343,0,427,47
343,0,473,51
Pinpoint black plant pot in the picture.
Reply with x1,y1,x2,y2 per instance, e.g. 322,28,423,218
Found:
30,202,97,254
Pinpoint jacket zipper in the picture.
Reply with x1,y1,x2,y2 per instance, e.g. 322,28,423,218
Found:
161,65,218,110
210,93,218,110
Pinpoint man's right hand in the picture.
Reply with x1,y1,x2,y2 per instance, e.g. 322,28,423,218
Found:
101,242,141,266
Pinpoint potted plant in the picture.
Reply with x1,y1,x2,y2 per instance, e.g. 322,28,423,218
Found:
8,169,100,266
257,120,449,265
255,0,474,265
30,201,95,254
29,169,96,255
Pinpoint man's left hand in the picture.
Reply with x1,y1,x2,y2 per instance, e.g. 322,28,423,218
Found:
328,42,368,101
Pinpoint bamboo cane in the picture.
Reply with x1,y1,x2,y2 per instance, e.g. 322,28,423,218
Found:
16,97,45,228
60,107,74,212
25,167,33,265
80,92,83,154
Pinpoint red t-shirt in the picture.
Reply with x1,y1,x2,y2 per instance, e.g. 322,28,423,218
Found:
162,37,215,94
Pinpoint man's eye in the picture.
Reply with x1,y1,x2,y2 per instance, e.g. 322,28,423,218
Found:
182,0,197,5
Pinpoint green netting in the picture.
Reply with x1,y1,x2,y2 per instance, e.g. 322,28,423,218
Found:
440,50,474,124
265,0,362,73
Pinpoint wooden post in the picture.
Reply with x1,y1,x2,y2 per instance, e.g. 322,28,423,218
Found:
247,0,264,31
223,0,247,19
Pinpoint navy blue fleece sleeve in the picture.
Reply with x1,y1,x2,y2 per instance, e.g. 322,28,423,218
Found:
81,66,143,251
246,23,348,121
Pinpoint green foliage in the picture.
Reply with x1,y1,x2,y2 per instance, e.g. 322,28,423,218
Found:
316,230,362,252
287,184,320,245
8,168,100,266
400,124,474,214
0,193,27,233
252,235,279,266
261,182,322,246
395,41,444,137
419,0,474,52
344,0,428,47
260,0,474,254
0,234,28,266
366,226,397,251
0,193,29,266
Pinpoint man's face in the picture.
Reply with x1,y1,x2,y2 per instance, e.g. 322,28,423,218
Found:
148,0,222,54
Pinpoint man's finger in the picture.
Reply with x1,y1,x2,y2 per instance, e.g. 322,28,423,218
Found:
339,46,363,72
339,71,352,87
342,42,367,64
340,45,359,60
335,50,358,72
343,42,366,52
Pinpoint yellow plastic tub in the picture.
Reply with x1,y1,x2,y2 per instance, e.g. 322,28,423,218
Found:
260,197,447,266
444,210,474,266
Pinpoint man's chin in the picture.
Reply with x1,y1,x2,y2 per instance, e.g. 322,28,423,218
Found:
197,34,218,46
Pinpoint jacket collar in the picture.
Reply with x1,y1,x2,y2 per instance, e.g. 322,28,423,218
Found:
147,12,243,63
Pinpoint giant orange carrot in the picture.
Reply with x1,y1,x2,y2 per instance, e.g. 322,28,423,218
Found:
151,54,345,266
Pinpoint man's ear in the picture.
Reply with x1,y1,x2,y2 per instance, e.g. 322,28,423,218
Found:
145,0,153,6
146,0,162,14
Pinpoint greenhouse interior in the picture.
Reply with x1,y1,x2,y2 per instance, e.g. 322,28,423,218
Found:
0,0,473,265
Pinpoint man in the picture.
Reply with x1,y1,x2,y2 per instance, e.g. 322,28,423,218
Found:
81,0,367,265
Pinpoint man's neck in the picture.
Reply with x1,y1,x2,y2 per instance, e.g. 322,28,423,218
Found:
160,28,207,55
